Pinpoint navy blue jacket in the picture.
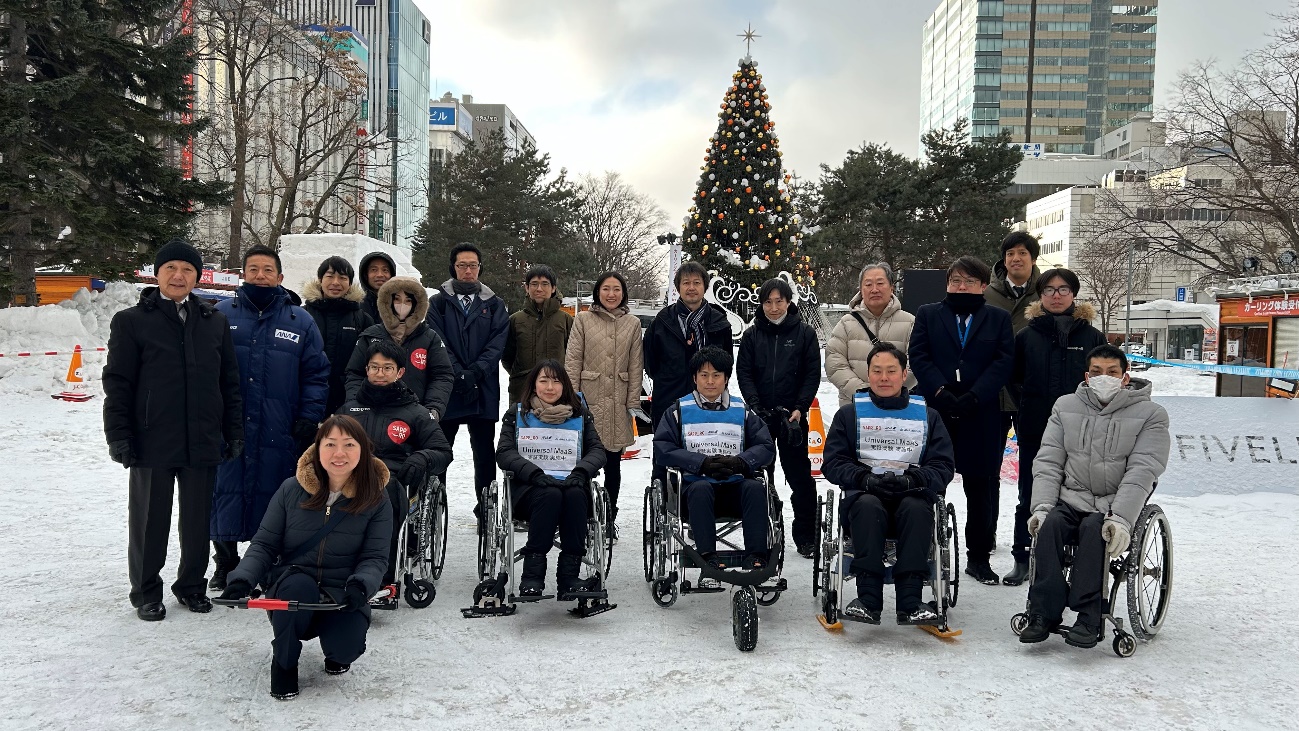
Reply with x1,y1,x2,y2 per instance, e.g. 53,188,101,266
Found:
425,280,509,421
821,389,955,499
908,298,1014,476
652,393,775,478
213,286,330,541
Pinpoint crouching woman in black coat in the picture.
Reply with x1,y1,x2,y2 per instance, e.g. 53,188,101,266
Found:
220,414,394,700
497,360,607,600
822,342,955,626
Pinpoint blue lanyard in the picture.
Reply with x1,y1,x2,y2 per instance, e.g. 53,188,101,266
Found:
956,315,970,347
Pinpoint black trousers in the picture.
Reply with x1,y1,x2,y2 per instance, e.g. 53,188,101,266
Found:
270,573,369,669
1012,435,1042,563
683,477,768,556
516,484,587,556
601,448,623,520
1028,503,1106,623
384,478,409,586
767,415,816,546
961,472,999,564
213,539,240,568
438,417,497,516
841,492,933,612
127,466,214,607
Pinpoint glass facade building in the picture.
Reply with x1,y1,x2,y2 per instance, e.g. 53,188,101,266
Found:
920,1,1158,153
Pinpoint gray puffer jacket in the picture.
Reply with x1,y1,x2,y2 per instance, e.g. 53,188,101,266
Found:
1030,378,1170,532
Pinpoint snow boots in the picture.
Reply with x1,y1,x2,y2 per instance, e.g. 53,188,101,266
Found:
965,561,1000,585
270,661,298,700
208,557,239,591
1002,560,1031,586
519,552,546,597
324,659,350,676
1065,612,1101,649
1018,614,1056,644
556,553,599,599
844,599,881,624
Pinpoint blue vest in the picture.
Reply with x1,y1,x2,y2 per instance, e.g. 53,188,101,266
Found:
853,392,928,471
678,393,747,457
516,404,584,478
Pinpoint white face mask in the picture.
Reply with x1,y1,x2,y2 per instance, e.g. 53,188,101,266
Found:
1088,374,1125,404
394,300,413,320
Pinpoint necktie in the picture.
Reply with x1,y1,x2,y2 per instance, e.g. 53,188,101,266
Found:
957,315,969,346
461,295,473,313
176,301,188,323
1012,285,1024,299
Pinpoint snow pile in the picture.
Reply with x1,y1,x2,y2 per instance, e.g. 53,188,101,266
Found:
1140,364,1216,397
0,282,138,396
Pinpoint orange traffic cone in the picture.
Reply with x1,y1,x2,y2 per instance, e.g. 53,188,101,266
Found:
807,397,827,477
53,344,95,402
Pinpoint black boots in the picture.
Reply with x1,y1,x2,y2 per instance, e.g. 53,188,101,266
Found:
965,562,1000,585
1019,614,1057,643
556,553,598,599
1065,612,1101,648
519,552,546,597
209,557,239,591
270,661,298,700
1002,560,1030,586
324,659,350,676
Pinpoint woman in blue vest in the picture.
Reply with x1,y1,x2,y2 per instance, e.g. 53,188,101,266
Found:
653,346,776,570
822,342,956,625
496,360,607,599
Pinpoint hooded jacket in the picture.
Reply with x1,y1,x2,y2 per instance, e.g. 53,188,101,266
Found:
503,292,574,404
985,261,1041,412
825,293,916,405
1011,301,1109,446
213,285,330,541
302,279,373,415
339,380,454,478
226,447,394,621
642,302,734,428
358,251,397,323
103,287,243,467
1030,378,1170,532
565,303,644,452
344,277,454,419
496,402,607,508
426,279,510,421
736,303,821,417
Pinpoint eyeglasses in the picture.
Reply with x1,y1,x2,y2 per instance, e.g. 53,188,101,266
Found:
947,276,981,287
1041,286,1074,296
366,364,398,374
454,262,481,271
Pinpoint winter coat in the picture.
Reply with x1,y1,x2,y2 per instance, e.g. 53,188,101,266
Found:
496,402,607,508
426,280,510,422
821,389,955,498
344,277,453,419
736,303,821,416
825,294,916,405
653,394,775,478
643,303,734,428
227,447,394,621
565,304,644,452
908,298,1014,476
984,262,1041,412
338,380,453,480
103,287,243,468
1030,378,1170,532
213,286,331,542
1011,301,1109,448
301,280,373,416
503,293,573,404
358,251,397,324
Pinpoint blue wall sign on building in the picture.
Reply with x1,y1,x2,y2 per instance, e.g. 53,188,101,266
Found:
1176,287,1187,302
430,106,456,127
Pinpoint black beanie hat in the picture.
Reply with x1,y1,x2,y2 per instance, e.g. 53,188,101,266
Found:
154,239,204,274
1001,231,1040,260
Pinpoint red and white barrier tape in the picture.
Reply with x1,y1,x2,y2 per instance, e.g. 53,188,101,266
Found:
0,347,107,358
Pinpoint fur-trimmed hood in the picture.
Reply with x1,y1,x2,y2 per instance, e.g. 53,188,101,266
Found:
301,278,365,304
296,444,391,499
376,277,430,331
1026,300,1097,322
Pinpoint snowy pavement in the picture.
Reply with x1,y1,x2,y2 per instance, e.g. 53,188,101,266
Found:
2,378,1296,730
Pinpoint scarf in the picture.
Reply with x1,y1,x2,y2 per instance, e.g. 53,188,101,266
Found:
451,279,482,297
591,301,628,318
944,292,986,315
241,283,279,311
674,299,709,348
358,380,415,408
529,396,574,425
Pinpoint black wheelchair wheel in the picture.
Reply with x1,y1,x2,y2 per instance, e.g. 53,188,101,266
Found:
404,578,436,609
1010,612,1028,636
651,578,678,608
756,589,780,607
823,590,839,627
642,485,655,583
946,503,961,609
1113,631,1137,658
733,588,759,652
1126,504,1172,641
431,484,449,581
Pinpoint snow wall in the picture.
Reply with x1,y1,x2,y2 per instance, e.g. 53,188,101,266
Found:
1153,396,1299,496
277,234,422,295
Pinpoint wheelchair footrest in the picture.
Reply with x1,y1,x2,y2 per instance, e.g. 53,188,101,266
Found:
569,599,617,619
558,590,608,601
682,580,726,594
460,603,517,619
510,593,555,603
817,615,844,631
918,624,962,639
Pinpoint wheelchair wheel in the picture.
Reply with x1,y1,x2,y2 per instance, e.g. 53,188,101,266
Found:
1010,612,1028,636
756,589,780,607
822,590,839,627
945,503,961,609
1113,631,1137,658
478,480,508,582
1126,504,1172,640
404,578,436,609
430,481,449,581
642,485,656,583
733,587,759,652
651,578,678,608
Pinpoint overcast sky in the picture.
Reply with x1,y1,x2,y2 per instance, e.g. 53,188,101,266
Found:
411,0,1295,227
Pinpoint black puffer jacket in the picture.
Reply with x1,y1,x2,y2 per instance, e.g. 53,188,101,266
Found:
496,403,607,508
345,277,454,418
643,303,734,427
302,279,373,415
1011,301,1109,447
736,303,821,416
227,447,394,621
821,388,955,498
358,251,397,323
338,380,453,479
102,287,243,468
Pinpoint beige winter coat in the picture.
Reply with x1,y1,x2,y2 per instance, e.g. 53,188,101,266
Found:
825,293,916,405
565,304,644,452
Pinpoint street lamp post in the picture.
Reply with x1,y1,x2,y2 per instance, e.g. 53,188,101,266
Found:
1125,238,1134,345
657,232,680,305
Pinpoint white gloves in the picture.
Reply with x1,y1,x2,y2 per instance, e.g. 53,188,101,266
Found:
628,408,649,424
1027,510,1049,538
1102,518,1131,558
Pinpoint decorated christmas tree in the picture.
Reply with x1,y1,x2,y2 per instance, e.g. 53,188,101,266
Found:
681,38,812,294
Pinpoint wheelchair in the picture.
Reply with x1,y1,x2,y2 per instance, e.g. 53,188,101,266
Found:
642,466,787,652
1010,503,1173,658
812,484,961,638
462,472,616,619
373,474,449,609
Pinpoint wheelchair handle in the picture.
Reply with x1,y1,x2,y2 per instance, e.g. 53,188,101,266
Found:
213,597,344,611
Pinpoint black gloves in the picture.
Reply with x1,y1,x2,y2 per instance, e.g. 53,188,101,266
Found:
718,455,749,477
396,462,425,489
108,440,134,468
701,456,733,480
342,581,368,612
220,579,252,601
533,473,562,489
956,392,979,418
931,388,959,414
563,472,589,490
879,471,915,493
857,472,884,493
223,439,243,462
455,367,479,394
293,419,318,446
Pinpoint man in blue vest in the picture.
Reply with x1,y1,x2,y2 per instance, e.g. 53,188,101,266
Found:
653,346,775,570
822,342,955,625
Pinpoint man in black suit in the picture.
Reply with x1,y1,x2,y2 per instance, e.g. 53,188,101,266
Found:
908,256,1014,585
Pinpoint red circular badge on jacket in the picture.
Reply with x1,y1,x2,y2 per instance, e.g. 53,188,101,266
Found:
410,348,427,370
387,421,411,444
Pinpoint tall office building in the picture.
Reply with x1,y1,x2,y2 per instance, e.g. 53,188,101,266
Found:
920,1,1158,154
462,100,537,153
